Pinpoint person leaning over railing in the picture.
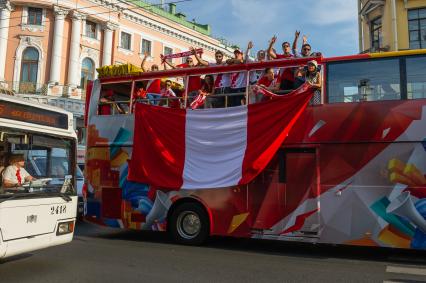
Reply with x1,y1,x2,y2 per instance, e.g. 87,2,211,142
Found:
250,67,281,103
298,60,322,105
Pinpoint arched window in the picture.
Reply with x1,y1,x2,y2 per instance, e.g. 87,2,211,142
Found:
20,47,39,92
80,58,94,89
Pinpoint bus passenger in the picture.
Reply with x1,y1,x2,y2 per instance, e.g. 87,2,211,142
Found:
228,49,246,106
267,35,295,91
201,75,217,108
163,54,201,103
160,80,179,107
267,35,293,60
257,68,281,92
99,90,125,114
140,52,160,72
245,41,265,84
304,60,322,105
191,48,230,108
146,78,162,105
2,154,34,188
292,31,321,58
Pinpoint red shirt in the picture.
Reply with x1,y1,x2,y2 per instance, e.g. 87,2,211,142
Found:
275,54,294,82
257,76,273,87
275,53,292,59
176,64,201,93
257,76,280,88
187,76,201,93
146,79,161,94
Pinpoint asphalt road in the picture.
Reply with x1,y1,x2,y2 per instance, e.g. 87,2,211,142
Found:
0,221,425,283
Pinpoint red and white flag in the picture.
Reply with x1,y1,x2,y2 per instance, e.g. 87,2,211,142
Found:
128,84,313,189
190,92,207,110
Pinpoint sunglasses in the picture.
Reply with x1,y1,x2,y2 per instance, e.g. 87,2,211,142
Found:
166,83,172,87
303,48,311,51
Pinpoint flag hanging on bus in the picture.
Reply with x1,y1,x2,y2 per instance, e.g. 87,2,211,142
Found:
127,84,314,189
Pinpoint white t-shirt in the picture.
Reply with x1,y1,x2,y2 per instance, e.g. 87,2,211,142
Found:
2,165,31,185
230,72,247,89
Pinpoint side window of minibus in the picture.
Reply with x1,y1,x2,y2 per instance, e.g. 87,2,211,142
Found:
98,82,132,115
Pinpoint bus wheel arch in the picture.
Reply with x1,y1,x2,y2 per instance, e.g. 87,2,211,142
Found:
167,197,211,245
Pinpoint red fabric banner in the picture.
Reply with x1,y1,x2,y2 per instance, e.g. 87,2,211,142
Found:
128,84,314,189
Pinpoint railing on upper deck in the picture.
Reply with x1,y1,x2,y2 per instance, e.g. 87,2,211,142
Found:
94,56,324,115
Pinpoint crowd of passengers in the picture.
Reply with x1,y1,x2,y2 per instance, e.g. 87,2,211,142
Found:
100,32,323,113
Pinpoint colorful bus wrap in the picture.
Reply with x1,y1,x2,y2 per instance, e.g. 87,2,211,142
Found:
84,51,426,249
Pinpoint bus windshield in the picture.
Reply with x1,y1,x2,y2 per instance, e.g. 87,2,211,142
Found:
0,128,76,196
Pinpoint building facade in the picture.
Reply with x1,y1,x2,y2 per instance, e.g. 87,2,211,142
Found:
358,0,426,53
0,0,233,98
0,0,234,144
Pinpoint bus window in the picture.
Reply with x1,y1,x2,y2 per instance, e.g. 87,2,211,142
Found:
98,82,132,115
327,58,401,103
406,55,426,99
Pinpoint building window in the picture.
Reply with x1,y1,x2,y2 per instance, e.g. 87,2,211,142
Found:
370,17,382,50
141,39,152,56
164,46,173,63
85,21,97,39
121,32,131,50
80,58,95,89
27,7,43,25
408,8,426,49
20,47,39,93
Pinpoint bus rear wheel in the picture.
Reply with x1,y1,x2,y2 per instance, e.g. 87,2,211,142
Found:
169,202,209,245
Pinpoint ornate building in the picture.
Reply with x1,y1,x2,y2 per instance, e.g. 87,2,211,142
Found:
0,0,233,142
358,0,426,53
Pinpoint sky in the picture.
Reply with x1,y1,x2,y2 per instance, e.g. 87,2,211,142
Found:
176,0,359,57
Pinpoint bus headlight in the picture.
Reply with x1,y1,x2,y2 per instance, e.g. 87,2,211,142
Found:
56,221,75,235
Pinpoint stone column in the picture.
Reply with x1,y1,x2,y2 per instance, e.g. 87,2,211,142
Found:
102,22,118,66
67,11,85,88
0,0,12,83
49,6,68,85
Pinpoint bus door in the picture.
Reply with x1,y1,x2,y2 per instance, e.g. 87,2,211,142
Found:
279,148,321,238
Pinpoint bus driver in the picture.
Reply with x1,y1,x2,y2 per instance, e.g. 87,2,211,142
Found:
2,154,34,188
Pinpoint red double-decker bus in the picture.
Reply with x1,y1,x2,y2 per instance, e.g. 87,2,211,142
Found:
84,50,426,250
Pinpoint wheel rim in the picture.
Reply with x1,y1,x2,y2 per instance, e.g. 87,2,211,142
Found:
176,211,201,240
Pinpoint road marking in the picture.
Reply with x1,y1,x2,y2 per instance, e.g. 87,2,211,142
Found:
386,265,426,276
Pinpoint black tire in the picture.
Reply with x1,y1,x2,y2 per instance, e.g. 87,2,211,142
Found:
169,202,209,245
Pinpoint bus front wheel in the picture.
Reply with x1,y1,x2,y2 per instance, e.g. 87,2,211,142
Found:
169,202,209,245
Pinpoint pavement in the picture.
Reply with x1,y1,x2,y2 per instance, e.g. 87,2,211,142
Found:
0,221,425,283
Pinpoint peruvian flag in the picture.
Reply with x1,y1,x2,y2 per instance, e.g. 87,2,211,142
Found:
128,84,314,189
